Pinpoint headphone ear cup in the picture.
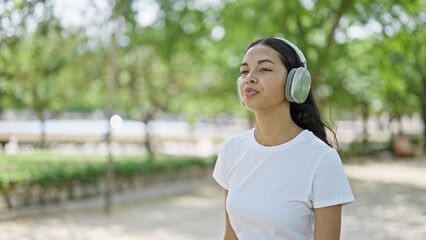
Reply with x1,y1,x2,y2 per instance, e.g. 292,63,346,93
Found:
285,68,311,104
236,77,247,108
285,69,297,102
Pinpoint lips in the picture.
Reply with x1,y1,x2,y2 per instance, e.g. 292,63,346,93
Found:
244,88,259,97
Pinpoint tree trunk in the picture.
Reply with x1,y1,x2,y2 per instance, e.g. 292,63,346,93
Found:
422,76,426,151
142,112,155,161
361,100,369,143
37,108,47,149
144,129,154,161
104,22,118,214
0,190,12,209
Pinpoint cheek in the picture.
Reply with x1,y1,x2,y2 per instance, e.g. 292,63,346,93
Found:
267,80,285,98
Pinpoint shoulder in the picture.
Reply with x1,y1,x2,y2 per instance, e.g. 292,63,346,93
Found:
222,128,253,151
216,129,253,171
296,130,340,164
299,130,334,152
303,132,344,174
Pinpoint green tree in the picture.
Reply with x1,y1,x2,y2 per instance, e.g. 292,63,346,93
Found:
328,0,425,141
2,14,80,147
0,0,46,115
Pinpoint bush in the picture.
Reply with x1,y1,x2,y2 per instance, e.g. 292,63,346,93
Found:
0,153,216,209
343,140,391,157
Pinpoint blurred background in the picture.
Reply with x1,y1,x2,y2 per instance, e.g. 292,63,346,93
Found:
0,0,425,239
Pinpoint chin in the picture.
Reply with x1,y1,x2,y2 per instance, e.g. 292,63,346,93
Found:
244,104,262,112
247,102,288,113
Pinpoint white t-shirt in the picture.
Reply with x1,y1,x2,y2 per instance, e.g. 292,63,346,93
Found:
213,128,354,240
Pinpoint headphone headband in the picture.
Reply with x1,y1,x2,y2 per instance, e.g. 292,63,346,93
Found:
273,37,307,68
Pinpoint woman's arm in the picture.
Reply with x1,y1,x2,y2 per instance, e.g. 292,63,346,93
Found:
314,204,342,240
224,190,238,240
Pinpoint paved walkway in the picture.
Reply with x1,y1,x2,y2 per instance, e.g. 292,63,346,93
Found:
341,157,426,239
0,157,425,240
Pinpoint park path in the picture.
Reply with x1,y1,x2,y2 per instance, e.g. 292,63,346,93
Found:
0,157,425,240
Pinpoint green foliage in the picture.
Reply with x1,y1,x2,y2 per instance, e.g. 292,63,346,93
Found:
406,135,425,146
0,0,425,149
1,0,423,118
0,152,215,192
114,156,212,178
343,140,391,157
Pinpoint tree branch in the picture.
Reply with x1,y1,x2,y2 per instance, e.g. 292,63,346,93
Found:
313,0,355,83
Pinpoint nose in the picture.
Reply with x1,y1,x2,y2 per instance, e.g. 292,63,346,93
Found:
244,71,258,84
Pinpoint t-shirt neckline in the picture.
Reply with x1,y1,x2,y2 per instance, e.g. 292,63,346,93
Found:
249,128,309,152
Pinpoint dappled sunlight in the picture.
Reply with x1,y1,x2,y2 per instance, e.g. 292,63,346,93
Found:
341,158,426,239
0,217,196,240
170,188,222,209
1,160,426,239
345,158,426,188
0,180,225,240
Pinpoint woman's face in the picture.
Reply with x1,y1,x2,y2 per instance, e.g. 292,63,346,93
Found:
239,44,288,112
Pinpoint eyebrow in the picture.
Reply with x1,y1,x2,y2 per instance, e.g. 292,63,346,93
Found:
240,59,276,67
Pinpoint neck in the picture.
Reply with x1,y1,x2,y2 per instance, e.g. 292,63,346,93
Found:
254,104,303,146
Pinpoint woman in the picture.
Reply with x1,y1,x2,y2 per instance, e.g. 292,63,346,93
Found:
213,37,354,240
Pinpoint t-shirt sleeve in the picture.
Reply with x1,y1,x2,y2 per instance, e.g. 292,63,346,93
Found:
312,149,354,209
212,144,229,190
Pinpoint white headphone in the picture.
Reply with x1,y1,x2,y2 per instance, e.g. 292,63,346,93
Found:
237,37,312,108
